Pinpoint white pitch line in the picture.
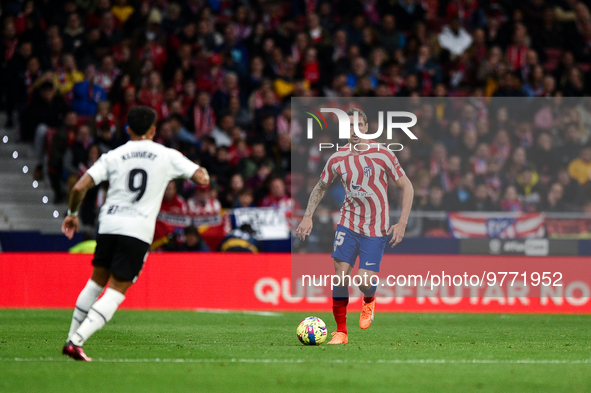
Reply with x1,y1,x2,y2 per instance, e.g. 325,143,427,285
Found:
193,309,283,317
1,358,591,365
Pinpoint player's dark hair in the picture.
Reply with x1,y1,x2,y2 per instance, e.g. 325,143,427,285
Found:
346,108,367,125
127,106,156,136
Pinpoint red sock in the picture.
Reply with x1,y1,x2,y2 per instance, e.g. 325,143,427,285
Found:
333,298,348,334
363,296,375,304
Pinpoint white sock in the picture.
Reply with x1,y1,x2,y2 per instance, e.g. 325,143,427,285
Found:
71,288,126,347
68,279,104,341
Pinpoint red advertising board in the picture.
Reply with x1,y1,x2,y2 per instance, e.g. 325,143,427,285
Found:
0,253,590,313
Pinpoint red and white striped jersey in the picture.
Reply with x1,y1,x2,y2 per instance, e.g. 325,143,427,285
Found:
320,144,406,237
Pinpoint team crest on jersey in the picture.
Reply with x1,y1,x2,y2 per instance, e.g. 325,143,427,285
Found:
364,166,373,177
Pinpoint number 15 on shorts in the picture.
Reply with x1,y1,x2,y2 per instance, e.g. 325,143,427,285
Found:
334,231,346,252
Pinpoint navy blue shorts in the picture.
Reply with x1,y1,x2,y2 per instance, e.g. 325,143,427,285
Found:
331,225,387,272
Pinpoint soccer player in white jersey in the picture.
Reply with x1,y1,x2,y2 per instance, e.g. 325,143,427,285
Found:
296,108,414,344
60,106,209,361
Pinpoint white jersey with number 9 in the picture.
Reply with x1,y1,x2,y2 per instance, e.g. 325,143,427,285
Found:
86,139,200,244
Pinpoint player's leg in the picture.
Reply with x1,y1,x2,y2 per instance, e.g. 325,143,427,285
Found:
66,266,109,341
357,235,388,329
65,234,115,343
331,259,353,340
65,235,149,361
70,275,131,348
328,226,359,344
357,267,378,329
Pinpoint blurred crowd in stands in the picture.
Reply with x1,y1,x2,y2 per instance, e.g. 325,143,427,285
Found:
2,0,591,243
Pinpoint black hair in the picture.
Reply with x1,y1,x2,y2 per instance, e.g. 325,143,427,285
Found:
201,136,215,145
127,106,156,136
39,81,54,91
429,182,443,191
184,226,199,236
168,113,185,124
219,110,233,120
100,121,112,132
474,175,487,186
239,223,256,235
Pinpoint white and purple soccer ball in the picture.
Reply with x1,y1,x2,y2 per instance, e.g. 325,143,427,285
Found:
296,316,327,345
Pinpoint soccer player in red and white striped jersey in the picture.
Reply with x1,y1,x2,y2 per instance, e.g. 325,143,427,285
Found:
296,108,414,344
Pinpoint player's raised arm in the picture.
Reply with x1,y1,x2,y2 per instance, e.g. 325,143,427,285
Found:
191,167,210,186
387,175,414,248
296,179,329,241
61,173,96,239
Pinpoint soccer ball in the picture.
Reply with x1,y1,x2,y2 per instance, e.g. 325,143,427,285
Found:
297,316,327,345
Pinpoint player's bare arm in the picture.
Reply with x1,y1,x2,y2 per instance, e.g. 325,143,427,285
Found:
387,175,414,248
61,173,96,240
296,179,329,241
192,167,210,186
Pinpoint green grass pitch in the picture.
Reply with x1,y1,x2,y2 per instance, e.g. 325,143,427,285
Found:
1,309,590,392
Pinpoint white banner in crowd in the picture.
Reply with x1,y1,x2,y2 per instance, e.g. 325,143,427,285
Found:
233,208,290,240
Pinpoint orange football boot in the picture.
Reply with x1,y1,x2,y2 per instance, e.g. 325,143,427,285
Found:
327,331,348,344
359,298,376,329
